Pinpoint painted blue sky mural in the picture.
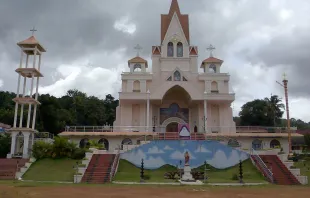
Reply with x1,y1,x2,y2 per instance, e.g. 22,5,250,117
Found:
120,140,249,169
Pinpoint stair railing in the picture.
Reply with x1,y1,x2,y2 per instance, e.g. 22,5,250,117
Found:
250,148,274,183
109,150,120,182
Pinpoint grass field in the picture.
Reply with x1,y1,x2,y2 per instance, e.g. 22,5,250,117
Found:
294,157,310,185
22,158,80,182
114,159,266,183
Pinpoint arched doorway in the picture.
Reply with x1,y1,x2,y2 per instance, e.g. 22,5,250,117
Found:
121,138,132,150
166,122,178,132
15,132,24,156
270,139,281,148
98,138,109,150
228,139,241,147
252,139,263,150
79,138,89,148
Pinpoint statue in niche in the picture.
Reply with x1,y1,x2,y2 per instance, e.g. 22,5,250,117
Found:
184,151,190,165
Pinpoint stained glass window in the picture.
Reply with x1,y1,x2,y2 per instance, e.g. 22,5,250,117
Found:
177,42,183,57
167,42,174,57
173,71,181,81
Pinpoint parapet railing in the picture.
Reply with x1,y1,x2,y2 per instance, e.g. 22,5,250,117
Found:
64,125,297,133
250,148,274,183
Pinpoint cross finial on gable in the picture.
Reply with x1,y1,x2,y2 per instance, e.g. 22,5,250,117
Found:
134,44,143,56
206,44,216,57
30,26,37,36
283,72,287,80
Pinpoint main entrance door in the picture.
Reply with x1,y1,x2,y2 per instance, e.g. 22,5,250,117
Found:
166,122,178,132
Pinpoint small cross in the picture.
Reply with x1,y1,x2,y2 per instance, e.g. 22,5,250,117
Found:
30,26,37,36
283,72,287,80
134,44,143,56
206,44,216,57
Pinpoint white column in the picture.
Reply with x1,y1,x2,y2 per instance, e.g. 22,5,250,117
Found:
146,90,150,132
14,49,24,128
19,55,29,128
9,132,17,157
22,132,30,158
27,73,35,128
204,91,207,133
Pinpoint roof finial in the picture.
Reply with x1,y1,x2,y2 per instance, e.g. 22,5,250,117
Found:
30,26,37,36
206,44,216,57
134,44,143,56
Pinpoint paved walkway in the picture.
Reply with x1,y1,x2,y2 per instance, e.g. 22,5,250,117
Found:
112,181,268,186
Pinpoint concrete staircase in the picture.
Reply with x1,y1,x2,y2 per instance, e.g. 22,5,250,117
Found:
81,154,116,184
259,155,300,185
0,158,28,180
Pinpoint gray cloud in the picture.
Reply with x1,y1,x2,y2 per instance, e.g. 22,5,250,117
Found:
1,0,310,105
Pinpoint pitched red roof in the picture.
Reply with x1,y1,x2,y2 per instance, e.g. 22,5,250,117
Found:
17,36,46,52
152,46,161,55
161,0,189,44
189,46,198,55
202,57,223,64
128,56,148,67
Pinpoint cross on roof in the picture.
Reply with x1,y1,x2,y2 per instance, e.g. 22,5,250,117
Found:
30,26,37,36
283,72,287,80
206,44,216,57
134,44,143,56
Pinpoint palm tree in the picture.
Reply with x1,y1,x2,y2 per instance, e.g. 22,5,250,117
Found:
264,94,285,127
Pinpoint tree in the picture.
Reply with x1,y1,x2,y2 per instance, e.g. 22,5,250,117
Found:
304,134,310,147
239,95,284,126
0,133,11,158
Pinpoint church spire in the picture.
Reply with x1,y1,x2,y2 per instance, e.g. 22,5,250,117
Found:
169,0,181,15
161,0,189,44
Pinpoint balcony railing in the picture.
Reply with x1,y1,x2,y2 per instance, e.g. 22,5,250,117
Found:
63,125,297,134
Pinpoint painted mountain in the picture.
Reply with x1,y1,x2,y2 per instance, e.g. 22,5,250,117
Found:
120,140,249,169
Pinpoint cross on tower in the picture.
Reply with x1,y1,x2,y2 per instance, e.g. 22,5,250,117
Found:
134,44,143,56
30,26,37,36
206,44,216,57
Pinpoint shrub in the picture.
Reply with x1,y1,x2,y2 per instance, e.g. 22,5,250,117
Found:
32,141,53,159
231,173,239,180
72,148,86,160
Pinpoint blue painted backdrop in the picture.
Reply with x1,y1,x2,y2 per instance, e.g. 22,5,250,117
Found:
120,140,249,169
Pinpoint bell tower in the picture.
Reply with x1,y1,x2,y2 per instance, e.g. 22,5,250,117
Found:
7,28,46,159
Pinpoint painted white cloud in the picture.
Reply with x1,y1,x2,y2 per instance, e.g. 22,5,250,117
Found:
144,156,166,168
207,149,249,169
194,145,211,153
163,145,173,150
121,149,146,164
179,126,190,137
147,146,164,154
170,150,196,160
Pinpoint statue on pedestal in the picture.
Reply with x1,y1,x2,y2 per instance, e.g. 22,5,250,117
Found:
184,151,190,166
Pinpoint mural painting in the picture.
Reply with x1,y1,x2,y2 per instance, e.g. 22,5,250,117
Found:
160,103,189,124
120,140,249,169
178,124,190,139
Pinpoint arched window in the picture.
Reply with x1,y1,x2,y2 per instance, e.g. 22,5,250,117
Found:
252,139,263,150
167,42,174,57
98,138,109,150
133,80,140,92
177,42,183,57
134,63,142,72
173,71,181,81
211,81,218,93
270,139,281,148
228,139,240,147
209,64,216,73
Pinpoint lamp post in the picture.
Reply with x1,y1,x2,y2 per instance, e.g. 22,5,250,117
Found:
146,90,150,132
276,73,292,156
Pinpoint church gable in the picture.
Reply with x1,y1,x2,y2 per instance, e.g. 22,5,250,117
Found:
163,12,188,45
166,68,188,82
161,0,189,44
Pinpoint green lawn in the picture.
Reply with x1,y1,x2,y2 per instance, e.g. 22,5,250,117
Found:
294,157,310,185
22,158,80,182
114,159,266,183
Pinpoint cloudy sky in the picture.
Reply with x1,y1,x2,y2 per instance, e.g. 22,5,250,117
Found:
0,0,310,122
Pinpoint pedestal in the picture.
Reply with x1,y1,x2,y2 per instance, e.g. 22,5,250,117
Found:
181,165,194,181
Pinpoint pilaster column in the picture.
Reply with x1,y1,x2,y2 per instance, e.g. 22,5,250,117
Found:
204,91,208,133
146,90,150,132
22,132,30,158
10,132,17,157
